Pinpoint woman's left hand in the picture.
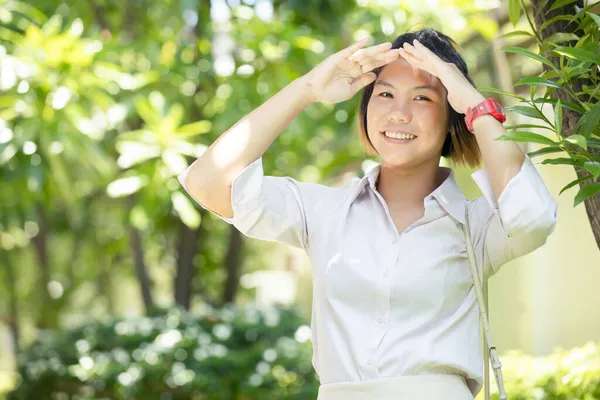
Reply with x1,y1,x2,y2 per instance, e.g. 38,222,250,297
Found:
398,39,485,115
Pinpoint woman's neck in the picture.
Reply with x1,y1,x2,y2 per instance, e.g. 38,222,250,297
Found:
375,160,449,208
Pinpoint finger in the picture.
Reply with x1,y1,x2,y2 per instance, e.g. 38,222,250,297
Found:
412,39,434,56
348,41,393,62
356,49,399,66
360,53,401,73
398,48,421,63
350,72,377,94
338,37,373,58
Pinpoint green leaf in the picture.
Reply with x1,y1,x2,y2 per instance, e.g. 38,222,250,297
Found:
545,32,580,45
554,99,563,137
541,157,579,166
477,87,525,101
586,11,600,28
578,103,600,138
584,162,600,180
533,97,585,114
498,131,557,146
177,120,212,136
552,46,600,65
527,146,564,158
548,0,579,12
565,134,587,149
540,15,576,32
505,123,553,131
501,46,558,72
509,0,521,26
135,97,159,126
498,30,533,39
589,138,600,150
505,105,547,121
574,183,600,206
559,176,591,195
514,76,560,89
172,192,201,229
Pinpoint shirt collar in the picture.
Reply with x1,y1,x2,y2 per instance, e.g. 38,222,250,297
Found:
358,162,467,225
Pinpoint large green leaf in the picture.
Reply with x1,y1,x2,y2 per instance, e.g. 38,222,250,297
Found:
498,30,533,39
578,103,600,138
584,162,600,180
554,99,563,137
527,146,564,158
541,157,579,166
514,76,560,89
547,0,580,12
505,123,553,131
477,87,525,101
574,183,600,207
500,46,558,72
508,0,521,26
559,176,591,195
505,105,547,121
565,134,586,149
533,97,585,114
552,46,600,65
498,131,557,146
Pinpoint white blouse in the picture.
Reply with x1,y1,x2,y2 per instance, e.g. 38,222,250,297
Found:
178,155,558,396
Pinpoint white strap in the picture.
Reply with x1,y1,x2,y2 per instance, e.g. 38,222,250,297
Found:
462,205,507,400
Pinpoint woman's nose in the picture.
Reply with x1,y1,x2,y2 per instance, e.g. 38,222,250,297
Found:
388,114,408,123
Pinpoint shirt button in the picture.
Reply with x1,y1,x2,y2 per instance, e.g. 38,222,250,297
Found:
382,269,388,278
378,316,384,323
366,361,373,366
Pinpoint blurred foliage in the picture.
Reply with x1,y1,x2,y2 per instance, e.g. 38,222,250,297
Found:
484,0,600,206
7,304,318,399
477,341,600,400
0,0,504,340
7,301,600,400
1,0,598,397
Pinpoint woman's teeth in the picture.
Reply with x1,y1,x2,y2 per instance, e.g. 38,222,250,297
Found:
383,131,416,140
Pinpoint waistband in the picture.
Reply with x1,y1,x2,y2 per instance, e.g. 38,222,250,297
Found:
317,374,474,400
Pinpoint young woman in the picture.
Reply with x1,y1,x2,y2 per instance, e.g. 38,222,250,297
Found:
179,28,558,400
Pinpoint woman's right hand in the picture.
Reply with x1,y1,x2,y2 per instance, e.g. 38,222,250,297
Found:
301,37,400,105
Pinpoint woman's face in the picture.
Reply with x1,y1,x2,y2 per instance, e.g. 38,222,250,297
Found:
366,56,450,168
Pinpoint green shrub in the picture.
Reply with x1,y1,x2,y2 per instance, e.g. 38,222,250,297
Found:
478,342,600,399
9,303,600,399
8,304,319,400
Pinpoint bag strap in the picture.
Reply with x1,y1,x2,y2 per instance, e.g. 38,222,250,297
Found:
462,203,508,400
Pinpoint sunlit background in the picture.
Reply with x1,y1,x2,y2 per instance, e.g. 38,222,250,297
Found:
1,0,599,398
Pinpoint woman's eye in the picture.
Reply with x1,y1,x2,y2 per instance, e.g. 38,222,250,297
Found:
378,92,431,101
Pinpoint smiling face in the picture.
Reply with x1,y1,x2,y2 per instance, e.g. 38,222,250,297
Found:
366,57,450,169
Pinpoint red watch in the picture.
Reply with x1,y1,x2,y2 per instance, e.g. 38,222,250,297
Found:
464,98,506,133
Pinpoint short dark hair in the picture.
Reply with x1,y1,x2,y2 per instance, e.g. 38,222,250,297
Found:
357,28,482,168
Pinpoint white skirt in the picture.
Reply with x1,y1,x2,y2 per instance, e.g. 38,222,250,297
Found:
317,374,474,400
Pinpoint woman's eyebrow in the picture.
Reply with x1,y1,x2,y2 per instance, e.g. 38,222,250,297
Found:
374,80,438,92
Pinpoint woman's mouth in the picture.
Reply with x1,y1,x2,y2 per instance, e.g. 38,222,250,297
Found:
380,131,417,144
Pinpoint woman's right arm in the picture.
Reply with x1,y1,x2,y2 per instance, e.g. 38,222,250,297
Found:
180,77,315,218
181,37,399,218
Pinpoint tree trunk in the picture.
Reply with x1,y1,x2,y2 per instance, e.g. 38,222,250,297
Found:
221,226,243,305
126,197,154,312
174,220,205,309
531,0,600,249
1,251,20,352
32,202,54,328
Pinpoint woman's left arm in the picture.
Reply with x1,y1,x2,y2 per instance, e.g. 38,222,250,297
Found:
398,39,528,202
469,98,526,201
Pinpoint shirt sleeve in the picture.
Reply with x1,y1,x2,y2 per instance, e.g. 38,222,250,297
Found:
468,155,558,278
177,156,318,251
